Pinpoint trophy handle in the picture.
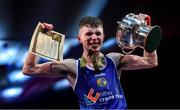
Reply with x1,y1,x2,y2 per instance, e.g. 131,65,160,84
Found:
121,48,135,54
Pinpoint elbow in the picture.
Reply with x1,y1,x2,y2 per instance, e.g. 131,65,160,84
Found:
22,70,30,76
153,59,158,67
22,66,35,76
154,62,158,67
22,69,32,76
150,62,158,68
146,57,158,68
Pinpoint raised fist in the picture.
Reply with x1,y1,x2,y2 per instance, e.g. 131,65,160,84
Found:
40,22,54,31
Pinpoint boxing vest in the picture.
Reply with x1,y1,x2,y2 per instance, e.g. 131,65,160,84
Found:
74,57,127,109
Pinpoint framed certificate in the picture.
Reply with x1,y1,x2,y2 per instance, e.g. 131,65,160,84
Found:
29,22,65,61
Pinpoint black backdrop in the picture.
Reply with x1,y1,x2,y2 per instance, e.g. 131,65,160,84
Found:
0,0,180,109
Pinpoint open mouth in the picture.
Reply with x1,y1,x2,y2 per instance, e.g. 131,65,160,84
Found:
88,42,100,45
89,42,100,47
91,45,99,49
88,43,101,50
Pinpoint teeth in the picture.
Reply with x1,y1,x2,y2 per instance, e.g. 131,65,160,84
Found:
92,45,98,49
90,42,99,45
91,45,99,47
88,42,100,48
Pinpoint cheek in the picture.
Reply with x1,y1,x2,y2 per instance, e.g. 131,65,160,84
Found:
101,37,104,41
98,37,104,43
81,39,89,46
87,38,91,43
79,37,86,44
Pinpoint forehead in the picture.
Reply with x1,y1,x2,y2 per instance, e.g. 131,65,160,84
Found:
79,26,103,34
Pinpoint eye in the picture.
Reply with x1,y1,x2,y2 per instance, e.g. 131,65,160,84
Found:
86,32,93,36
95,32,102,36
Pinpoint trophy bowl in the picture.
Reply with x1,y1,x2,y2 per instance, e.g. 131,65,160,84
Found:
116,13,162,54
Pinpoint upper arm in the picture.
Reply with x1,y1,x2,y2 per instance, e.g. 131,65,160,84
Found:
121,54,157,70
22,59,76,77
106,52,158,71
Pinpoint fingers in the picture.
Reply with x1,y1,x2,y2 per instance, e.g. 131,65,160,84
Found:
138,13,147,20
40,23,54,31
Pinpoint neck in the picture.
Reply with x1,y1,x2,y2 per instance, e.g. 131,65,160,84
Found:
82,51,100,63
81,50,105,70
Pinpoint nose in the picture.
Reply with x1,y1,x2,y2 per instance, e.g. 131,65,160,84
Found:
91,34,98,40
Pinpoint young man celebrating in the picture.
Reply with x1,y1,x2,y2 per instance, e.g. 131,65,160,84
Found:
22,14,158,109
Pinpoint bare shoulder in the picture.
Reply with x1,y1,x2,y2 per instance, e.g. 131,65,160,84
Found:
106,52,124,67
59,58,77,74
61,58,76,64
106,52,124,58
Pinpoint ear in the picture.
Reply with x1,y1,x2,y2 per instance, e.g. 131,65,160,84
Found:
102,34,105,41
77,35,82,43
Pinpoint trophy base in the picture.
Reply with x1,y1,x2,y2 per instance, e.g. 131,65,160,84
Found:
145,26,162,53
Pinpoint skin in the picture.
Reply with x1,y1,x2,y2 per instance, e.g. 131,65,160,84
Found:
22,15,158,89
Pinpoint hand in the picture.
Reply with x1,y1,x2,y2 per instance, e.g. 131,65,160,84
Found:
138,13,151,26
40,22,54,31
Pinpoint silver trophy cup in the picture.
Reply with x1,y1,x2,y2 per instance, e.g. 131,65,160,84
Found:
116,13,162,54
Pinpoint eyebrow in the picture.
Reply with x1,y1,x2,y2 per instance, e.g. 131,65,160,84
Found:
85,31,102,36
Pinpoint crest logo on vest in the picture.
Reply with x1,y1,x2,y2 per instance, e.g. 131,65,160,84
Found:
96,77,107,87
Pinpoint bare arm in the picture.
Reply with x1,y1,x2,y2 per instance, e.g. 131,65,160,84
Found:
22,52,76,77
107,49,158,70
118,13,158,70
22,22,76,77
121,50,158,70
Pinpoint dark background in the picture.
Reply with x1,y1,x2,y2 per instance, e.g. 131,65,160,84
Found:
0,0,180,109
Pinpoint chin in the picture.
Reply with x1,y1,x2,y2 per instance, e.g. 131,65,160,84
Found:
92,50,100,53
92,48,101,52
